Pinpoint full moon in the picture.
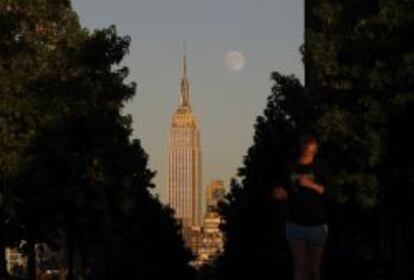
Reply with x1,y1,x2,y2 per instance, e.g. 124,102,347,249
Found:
225,50,246,72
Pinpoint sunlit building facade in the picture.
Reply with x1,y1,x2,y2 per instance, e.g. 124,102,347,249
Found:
168,52,202,252
196,180,226,266
6,246,26,276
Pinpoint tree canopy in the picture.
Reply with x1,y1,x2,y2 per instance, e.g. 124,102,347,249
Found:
0,1,195,279
214,1,414,280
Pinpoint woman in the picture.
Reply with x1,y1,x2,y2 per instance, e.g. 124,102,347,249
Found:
272,134,331,280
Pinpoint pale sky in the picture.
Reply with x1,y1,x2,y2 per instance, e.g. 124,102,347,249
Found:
72,0,304,205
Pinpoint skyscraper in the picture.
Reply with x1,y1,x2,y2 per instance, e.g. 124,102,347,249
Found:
168,51,202,249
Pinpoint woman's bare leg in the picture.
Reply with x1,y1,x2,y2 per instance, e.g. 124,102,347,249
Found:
288,239,307,280
307,245,324,280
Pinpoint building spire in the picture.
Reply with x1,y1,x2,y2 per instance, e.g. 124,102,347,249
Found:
180,43,190,108
183,43,187,78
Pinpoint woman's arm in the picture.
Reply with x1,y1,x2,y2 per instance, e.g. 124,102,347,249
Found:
272,186,289,200
298,175,325,195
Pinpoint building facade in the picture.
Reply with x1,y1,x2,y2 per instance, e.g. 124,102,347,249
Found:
195,180,226,266
6,246,26,277
168,53,202,252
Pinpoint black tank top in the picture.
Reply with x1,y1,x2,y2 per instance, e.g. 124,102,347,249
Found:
282,159,330,225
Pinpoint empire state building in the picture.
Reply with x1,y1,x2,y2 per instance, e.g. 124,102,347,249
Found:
168,53,202,238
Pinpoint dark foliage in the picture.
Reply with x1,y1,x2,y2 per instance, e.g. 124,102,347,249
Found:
0,1,195,280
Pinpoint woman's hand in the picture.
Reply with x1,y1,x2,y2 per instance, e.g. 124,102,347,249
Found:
298,175,325,195
272,187,288,200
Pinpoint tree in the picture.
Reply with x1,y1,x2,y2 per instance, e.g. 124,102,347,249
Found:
215,1,414,279
215,73,306,280
1,1,196,280
0,1,83,277
307,1,414,279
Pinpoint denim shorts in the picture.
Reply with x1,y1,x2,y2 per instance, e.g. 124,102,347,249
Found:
285,221,329,247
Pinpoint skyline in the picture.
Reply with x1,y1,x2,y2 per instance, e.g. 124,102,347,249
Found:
72,0,304,202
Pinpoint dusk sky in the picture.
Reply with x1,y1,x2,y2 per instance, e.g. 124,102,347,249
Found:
72,0,304,203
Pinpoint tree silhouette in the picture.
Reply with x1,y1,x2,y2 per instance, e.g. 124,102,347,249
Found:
307,1,414,279
215,73,305,280
0,1,196,280
215,1,414,280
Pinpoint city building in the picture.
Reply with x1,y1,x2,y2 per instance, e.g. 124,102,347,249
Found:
168,51,202,253
196,180,226,266
5,246,26,277
5,242,61,279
